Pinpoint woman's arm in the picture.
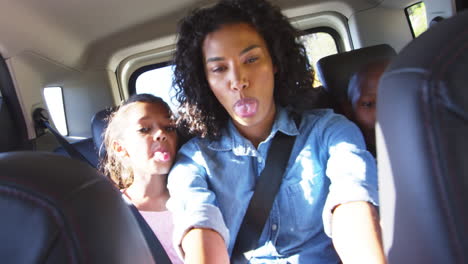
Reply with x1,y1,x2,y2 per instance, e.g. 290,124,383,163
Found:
182,228,230,264
331,201,386,264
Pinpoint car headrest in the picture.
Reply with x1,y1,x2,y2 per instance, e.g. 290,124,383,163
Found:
91,108,114,158
0,151,155,264
377,10,468,264
316,44,397,113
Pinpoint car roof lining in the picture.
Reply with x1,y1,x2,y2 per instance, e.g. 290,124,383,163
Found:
0,0,416,71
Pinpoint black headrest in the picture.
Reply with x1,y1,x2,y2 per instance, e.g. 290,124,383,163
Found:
377,10,468,264
316,44,396,112
91,108,114,158
0,151,155,264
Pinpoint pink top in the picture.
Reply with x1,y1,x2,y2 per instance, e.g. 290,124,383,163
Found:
139,210,184,264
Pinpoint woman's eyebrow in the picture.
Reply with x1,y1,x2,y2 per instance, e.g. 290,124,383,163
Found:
205,45,261,63
137,116,151,122
206,56,224,63
240,44,260,56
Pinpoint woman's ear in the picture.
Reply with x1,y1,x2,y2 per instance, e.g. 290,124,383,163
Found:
112,140,128,158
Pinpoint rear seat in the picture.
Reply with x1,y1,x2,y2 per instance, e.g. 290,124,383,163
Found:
91,108,115,159
54,137,99,167
54,108,114,168
316,44,397,115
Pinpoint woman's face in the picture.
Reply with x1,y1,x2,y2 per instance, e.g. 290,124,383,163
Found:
202,23,276,135
115,101,178,177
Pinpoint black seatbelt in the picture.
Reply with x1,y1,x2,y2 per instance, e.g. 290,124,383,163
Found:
127,202,173,264
231,131,296,264
32,108,94,167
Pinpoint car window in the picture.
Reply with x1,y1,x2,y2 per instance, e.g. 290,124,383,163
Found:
43,86,68,136
406,2,428,38
134,64,179,113
299,28,341,87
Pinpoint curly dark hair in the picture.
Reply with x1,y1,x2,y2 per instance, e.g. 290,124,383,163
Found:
173,0,316,139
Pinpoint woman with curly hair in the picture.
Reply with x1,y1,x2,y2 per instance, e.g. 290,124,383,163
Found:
167,0,386,263
101,94,183,264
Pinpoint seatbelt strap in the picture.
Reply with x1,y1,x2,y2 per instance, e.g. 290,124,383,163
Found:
127,202,173,264
33,108,94,167
231,131,296,264
44,121,94,167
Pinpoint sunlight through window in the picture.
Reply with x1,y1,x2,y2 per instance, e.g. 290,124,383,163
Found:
135,65,179,113
43,87,68,135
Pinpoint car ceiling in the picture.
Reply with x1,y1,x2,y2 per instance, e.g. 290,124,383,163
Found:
0,0,415,71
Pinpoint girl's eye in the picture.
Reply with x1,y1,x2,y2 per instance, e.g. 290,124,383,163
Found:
165,126,176,132
360,102,375,108
212,66,227,73
138,127,151,133
245,56,259,64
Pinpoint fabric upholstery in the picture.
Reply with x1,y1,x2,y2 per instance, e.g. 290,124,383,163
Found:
54,138,99,167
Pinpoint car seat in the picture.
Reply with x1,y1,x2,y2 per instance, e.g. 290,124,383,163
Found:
0,151,155,264
91,107,115,159
377,10,468,264
316,44,396,115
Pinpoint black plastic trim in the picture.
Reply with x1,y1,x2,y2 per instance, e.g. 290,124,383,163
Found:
0,54,32,150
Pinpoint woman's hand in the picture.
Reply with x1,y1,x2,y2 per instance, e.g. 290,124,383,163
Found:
182,228,230,264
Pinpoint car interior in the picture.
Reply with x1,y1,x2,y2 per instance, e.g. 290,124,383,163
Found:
0,0,467,263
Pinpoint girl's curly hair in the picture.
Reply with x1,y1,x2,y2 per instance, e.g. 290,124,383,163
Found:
100,94,173,189
173,0,317,139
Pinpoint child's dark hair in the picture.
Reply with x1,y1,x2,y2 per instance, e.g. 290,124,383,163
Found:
173,0,316,139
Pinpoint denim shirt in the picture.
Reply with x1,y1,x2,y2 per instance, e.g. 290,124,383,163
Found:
167,107,378,264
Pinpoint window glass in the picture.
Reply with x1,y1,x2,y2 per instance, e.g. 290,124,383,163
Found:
406,2,428,38
299,31,339,87
43,87,68,135
135,64,179,113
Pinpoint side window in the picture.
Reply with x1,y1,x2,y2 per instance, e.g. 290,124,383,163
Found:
129,62,178,113
43,87,68,135
299,28,341,87
130,27,342,100
406,2,428,38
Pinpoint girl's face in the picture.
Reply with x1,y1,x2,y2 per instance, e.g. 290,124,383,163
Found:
202,23,276,136
114,101,178,177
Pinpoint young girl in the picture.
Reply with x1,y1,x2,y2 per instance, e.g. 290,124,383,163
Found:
167,0,386,263
101,93,182,264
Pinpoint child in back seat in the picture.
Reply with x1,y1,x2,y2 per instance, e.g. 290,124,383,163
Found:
347,59,390,157
100,93,183,264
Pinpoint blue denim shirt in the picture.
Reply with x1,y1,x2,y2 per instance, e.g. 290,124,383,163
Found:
167,107,378,263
